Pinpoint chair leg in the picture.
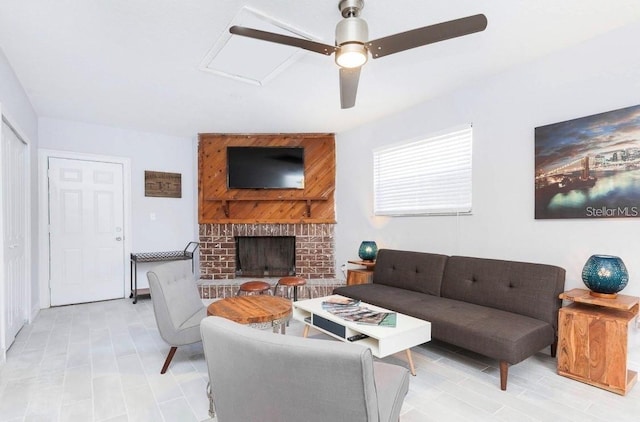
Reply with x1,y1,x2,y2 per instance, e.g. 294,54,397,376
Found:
307,285,316,299
161,346,178,374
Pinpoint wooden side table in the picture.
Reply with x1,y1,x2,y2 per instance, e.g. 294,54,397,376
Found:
557,288,639,395
346,260,375,285
207,296,292,334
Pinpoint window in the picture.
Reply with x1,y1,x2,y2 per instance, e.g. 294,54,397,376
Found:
373,126,472,216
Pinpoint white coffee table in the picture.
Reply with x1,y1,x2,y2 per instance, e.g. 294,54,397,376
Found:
292,295,431,375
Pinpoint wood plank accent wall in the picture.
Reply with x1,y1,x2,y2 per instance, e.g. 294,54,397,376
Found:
198,133,336,224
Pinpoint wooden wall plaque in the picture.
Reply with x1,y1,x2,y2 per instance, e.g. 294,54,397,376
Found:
145,171,182,198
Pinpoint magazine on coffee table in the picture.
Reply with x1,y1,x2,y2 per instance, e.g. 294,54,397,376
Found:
321,298,396,326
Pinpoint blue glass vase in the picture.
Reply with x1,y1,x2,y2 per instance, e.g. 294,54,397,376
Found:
358,241,378,261
581,255,628,298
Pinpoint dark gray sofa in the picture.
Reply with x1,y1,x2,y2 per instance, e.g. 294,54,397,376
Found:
333,249,566,390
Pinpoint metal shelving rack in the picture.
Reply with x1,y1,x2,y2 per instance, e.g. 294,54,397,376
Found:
129,241,199,304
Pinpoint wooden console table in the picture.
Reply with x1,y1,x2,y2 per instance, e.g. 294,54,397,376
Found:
557,288,639,395
346,260,375,285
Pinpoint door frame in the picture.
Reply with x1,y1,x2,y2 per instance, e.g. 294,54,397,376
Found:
38,149,132,309
0,105,33,364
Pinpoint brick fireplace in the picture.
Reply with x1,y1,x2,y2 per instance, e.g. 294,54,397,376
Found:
197,134,340,298
199,223,336,280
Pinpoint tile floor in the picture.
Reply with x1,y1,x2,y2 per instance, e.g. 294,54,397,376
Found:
1,298,639,421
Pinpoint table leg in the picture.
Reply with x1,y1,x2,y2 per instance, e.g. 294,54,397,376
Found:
272,321,286,334
405,349,416,376
129,259,134,298
302,324,310,338
271,316,290,335
133,261,138,304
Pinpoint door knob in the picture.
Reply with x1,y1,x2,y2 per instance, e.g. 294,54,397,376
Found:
116,237,122,241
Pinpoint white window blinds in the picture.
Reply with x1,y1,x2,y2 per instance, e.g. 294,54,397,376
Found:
373,126,472,216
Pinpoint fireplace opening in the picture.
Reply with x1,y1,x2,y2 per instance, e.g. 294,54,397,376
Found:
235,236,296,277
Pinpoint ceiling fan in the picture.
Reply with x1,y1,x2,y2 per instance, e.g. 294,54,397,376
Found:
229,0,487,109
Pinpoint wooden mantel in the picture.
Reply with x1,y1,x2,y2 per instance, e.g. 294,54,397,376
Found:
198,133,336,224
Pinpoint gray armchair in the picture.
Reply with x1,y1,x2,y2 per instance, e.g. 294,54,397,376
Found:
147,260,206,374
200,316,410,422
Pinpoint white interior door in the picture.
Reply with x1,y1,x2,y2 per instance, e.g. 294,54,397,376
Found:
2,118,28,349
49,157,125,306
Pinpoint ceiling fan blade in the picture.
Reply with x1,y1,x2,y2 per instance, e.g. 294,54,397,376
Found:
339,67,361,109
367,14,487,59
229,26,336,56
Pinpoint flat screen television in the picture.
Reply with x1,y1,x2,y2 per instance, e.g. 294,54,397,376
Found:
227,146,305,189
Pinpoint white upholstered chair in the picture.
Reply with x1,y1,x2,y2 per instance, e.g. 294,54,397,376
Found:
147,260,206,374
200,316,410,422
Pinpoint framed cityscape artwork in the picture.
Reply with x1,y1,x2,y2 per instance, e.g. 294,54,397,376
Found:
535,104,640,219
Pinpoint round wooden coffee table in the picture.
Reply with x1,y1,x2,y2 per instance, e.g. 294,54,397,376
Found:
207,295,292,334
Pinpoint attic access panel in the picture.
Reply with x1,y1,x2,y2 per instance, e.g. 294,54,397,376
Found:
200,7,320,86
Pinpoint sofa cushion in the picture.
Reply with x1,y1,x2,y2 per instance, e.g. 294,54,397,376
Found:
424,297,554,364
333,284,554,364
334,284,431,312
441,256,566,330
372,249,448,296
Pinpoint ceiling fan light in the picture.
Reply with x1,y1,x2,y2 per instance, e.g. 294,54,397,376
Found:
336,43,368,68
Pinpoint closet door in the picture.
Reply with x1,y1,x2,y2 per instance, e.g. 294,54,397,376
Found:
1,118,28,349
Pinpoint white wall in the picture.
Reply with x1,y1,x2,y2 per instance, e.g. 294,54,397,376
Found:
335,21,640,300
38,117,198,289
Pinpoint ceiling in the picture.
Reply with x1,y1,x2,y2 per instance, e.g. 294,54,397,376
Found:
1,1,639,138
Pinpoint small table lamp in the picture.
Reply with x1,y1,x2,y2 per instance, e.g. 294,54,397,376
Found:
358,241,378,261
581,254,628,299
